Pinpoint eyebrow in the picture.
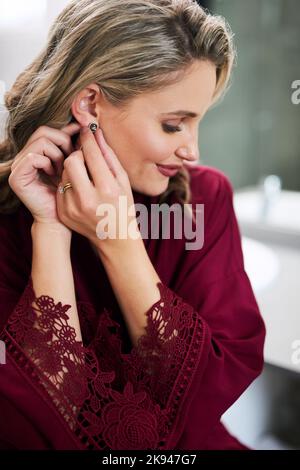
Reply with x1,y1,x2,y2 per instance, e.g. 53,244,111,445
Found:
160,110,199,118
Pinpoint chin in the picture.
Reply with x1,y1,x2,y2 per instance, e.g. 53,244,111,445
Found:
131,179,169,197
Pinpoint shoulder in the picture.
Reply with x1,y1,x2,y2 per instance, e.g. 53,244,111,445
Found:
188,165,233,201
184,165,244,274
186,164,234,204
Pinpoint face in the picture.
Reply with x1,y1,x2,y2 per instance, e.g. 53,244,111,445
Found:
74,60,217,196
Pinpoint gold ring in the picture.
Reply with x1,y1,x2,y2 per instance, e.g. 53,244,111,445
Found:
58,182,73,194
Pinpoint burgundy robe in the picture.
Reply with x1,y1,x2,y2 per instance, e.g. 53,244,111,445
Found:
0,165,266,450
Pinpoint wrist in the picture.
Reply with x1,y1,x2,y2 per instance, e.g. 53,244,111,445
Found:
31,220,72,245
94,217,143,256
95,235,145,265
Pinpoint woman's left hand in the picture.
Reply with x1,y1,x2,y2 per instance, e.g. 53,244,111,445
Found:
56,126,140,251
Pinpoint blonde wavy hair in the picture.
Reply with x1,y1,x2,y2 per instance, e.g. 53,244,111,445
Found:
0,0,235,215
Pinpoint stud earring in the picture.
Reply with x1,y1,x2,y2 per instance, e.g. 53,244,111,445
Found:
89,122,98,133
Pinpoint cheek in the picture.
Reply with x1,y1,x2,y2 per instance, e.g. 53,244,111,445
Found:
133,131,173,165
111,121,172,172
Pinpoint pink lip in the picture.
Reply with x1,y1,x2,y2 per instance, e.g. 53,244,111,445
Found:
156,164,181,177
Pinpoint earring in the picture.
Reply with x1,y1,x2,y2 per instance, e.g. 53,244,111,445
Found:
89,122,98,133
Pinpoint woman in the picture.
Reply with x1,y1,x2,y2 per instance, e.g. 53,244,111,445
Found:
0,0,265,450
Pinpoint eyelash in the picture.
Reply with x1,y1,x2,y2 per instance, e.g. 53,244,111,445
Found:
162,123,182,133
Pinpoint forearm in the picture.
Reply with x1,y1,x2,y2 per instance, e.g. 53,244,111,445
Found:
97,239,161,348
31,221,82,343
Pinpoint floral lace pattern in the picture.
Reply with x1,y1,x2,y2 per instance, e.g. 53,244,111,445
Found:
2,277,205,450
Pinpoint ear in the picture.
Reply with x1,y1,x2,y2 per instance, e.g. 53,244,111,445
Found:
71,83,102,128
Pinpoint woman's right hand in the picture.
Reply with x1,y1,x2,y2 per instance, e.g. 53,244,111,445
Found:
8,122,81,226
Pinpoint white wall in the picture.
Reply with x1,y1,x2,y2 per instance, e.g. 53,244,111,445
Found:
0,0,71,138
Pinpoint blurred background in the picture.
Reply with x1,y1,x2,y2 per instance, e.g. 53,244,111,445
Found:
0,0,300,450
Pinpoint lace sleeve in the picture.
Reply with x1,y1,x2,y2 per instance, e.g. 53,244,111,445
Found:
1,276,206,450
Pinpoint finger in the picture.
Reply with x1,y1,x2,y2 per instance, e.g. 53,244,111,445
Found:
14,137,65,177
30,154,56,177
94,128,125,179
61,150,92,196
25,122,81,157
80,127,115,190
57,168,76,223
60,122,81,154
9,152,55,191
56,169,75,221
61,122,81,135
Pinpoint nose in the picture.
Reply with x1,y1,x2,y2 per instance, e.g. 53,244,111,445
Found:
176,145,199,164
176,126,199,163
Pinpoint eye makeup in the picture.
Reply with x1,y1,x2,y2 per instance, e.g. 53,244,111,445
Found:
162,123,181,133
